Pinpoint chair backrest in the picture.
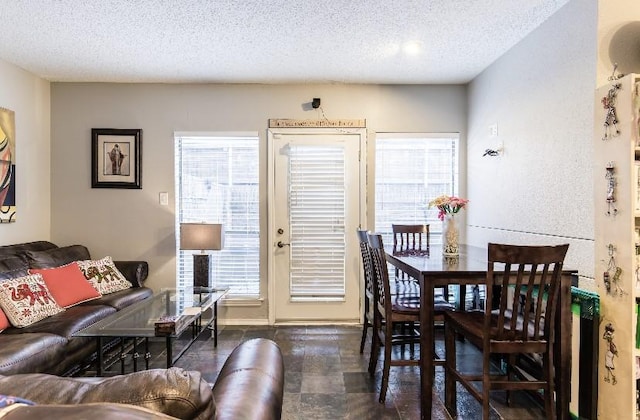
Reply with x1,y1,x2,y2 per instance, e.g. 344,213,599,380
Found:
357,229,375,300
485,243,569,343
367,232,392,316
392,224,430,255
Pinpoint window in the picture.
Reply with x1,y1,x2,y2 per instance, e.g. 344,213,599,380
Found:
175,133,260,298
374,133,460,245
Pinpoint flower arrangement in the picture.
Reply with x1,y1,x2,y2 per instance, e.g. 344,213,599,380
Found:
428,195,469,221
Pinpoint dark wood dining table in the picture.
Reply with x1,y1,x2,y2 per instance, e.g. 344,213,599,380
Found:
384,244,575,420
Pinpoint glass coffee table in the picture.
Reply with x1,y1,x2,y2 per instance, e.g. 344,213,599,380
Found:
76,287,229,375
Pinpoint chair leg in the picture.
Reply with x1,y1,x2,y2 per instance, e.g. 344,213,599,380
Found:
359,317,368,354
482,349,491,420
368,328,379,376
544,352,556,419
506,354,515,406
409,322,416,359
444,322,457,416
379,321,394,403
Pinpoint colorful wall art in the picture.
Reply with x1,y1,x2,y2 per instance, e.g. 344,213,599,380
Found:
0,108,16,223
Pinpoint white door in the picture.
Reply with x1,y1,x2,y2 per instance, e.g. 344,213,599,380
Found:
268,128,365,323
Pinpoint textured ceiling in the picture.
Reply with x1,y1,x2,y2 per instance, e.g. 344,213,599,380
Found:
0,0,569,84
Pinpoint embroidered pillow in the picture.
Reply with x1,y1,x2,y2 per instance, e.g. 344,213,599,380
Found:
29,262,102,308
0,274,64,327
77,256,132,295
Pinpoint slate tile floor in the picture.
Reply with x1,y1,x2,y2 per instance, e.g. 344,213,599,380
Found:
163,325,546,419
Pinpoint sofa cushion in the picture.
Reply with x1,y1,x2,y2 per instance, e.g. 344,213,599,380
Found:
0,274,64,327
0,256,28,273
29,263,101,308
0,269,29,281
77,257,133,295
80,287,153,310
25,245,91,269
3,304,116,338
0,403,179,419
0,333,68,375
0,242,57,260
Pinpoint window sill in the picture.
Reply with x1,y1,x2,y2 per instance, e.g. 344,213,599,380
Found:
221,297,264,307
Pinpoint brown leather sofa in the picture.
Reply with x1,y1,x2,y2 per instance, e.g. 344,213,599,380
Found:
0,338,285,420
0,241,152,376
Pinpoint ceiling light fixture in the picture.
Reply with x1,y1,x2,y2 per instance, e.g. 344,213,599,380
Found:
403,41,422,56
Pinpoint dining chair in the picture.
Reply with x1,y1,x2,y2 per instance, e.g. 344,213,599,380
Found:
391,224,445,299
367,232,420,403
443,242,569,420
356,228,375,355
358,229,423,364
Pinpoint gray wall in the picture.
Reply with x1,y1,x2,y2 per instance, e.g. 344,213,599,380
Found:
50,83,467,322
0,58,51,244
466,0,597,285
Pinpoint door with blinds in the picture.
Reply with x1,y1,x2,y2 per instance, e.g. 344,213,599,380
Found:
268,128,365,322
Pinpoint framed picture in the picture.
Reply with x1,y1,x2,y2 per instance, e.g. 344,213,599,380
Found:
91,128,142,189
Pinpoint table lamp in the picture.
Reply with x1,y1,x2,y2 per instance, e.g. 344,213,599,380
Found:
180,223,224,288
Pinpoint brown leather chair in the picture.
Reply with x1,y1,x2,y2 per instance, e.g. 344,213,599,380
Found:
444,243,569,420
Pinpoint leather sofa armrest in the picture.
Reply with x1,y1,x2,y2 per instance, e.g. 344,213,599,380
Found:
212,338,284,420
0,367,214,420
113,260,148,287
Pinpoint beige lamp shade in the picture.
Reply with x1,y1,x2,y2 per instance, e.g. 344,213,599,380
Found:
180,223,224,250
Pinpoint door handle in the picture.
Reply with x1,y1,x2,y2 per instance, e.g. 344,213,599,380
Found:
277,241,290,248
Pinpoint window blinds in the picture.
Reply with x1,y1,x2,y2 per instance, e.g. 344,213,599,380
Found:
288,144,346,299
175,134,260,297
374,134,459,245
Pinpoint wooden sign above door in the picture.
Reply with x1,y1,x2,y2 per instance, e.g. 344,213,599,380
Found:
268,119,366,128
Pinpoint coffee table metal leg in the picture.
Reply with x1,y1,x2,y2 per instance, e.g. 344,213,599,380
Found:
120,338,126,374
145,338,150,370
166,336,173,368
214,301,218,347
96,337,103,376
133,338,139,372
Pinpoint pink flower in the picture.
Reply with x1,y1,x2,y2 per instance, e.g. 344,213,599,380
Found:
428,195,469,220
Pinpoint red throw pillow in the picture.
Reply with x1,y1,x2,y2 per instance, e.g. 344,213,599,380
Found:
0,308,8,332
29,262,101,308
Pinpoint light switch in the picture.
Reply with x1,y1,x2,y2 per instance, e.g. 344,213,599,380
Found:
489,123,498,137
159,192,169,206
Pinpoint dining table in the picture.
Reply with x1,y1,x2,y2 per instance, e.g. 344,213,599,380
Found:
384,243,576,420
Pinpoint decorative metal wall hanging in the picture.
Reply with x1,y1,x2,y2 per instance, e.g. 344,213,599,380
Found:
602,83,621,141
604,243,624,297
602,322,618,385
605,162,618,216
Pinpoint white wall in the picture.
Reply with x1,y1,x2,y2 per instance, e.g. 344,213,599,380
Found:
50,83,467,321
0,59,51,245
466,0,597,284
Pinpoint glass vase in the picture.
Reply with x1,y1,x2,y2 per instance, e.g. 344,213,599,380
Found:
442,213,460,256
